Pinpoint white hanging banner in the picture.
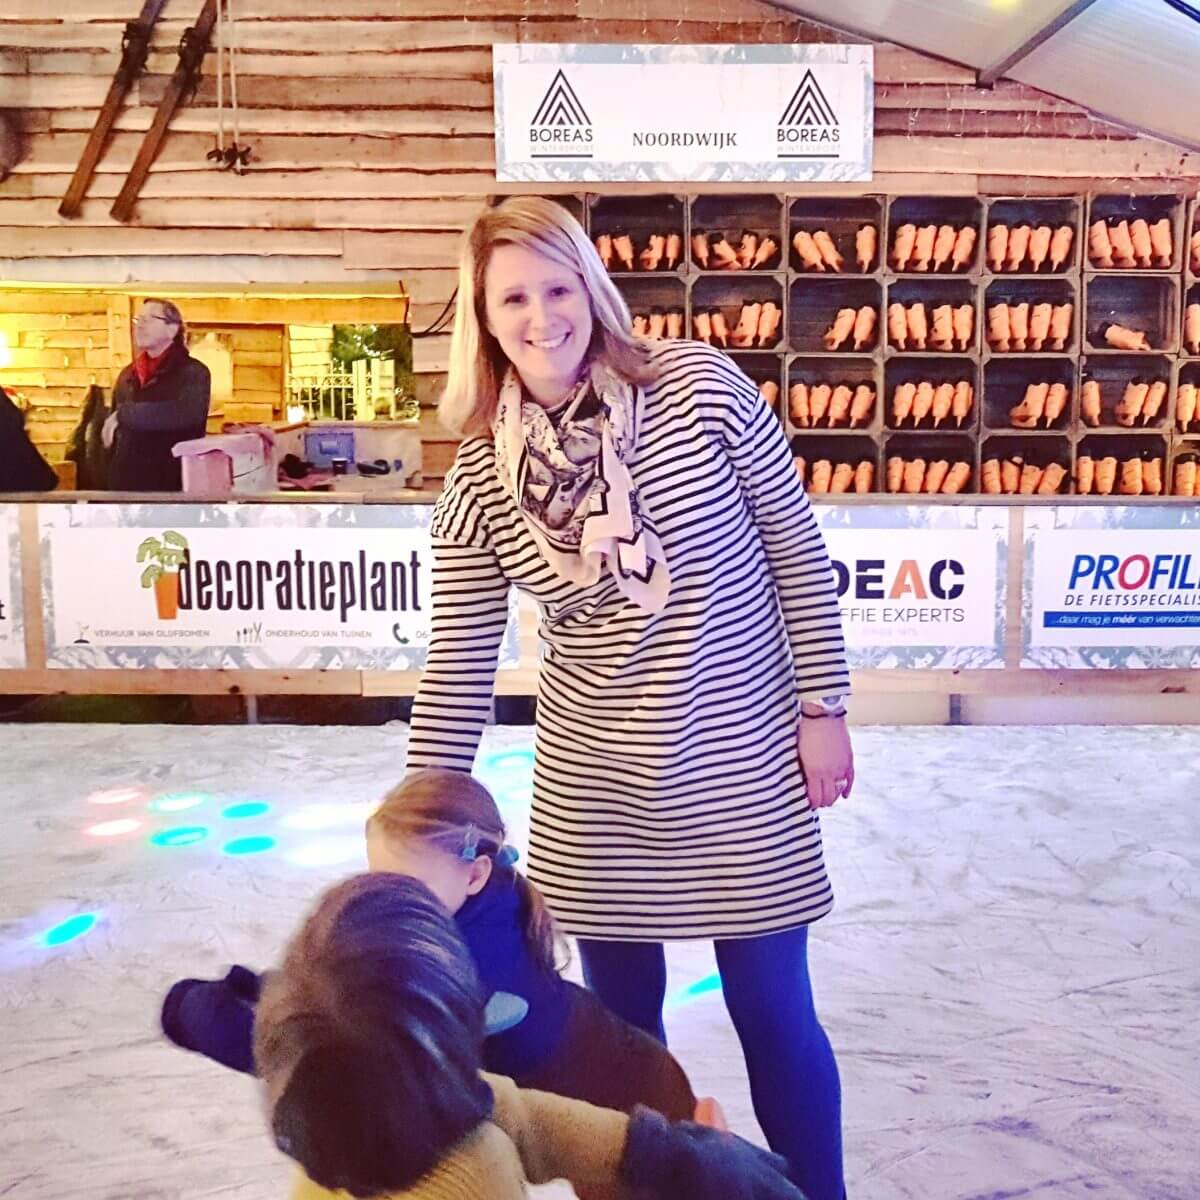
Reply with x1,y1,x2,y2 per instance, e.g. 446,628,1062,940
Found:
493,44,873,183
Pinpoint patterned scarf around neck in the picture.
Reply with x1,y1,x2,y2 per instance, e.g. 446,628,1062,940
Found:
493,362,671,614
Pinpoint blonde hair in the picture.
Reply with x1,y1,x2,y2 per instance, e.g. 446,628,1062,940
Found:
370,768,565,973
440,196,659,437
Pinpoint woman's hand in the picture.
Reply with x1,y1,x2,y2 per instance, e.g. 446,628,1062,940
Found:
797,714,854,809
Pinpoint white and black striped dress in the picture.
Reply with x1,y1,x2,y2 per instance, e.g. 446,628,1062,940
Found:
407,342,850,941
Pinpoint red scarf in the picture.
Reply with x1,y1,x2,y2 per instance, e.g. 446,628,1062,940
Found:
133,346,172,386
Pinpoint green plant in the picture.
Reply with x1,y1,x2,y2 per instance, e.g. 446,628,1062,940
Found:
137,530,189,588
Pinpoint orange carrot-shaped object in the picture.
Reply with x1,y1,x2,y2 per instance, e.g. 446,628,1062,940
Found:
1044,382,1069,427
810,459,833,494
892,223,917,270
923,460,950,494
1119,458,1143,496
987,304,1011,352
912,224,937,271
1149,215,1171,265
931,381,955,428
981,458,1002,495
1028,303,1052,352
1143,457,1164,496
1009,302,1030,352
907,303,928,350
595,233,614,269
892,382,917,426
1174,458,1197,496
1028,226,1052,272
830,462,855,494
1088,220,1114,268
1191,230,1200,273
1075,455,1095,496
987,224,1008,272
828,384,853,428
710,234,740,271
1142,379,1168,424
665,232,682,268
794,456,806,484
952,380,973,427
793,229,825,272
759,380,779,408
809,384,832,426
647,309,667,338
1001,459,1022,494
1050,302,1073,351
932,225,956,271
912,380,935,426
632,313,649,337
709,309,729,348
1130,219,1153,268
1006,225,1032,271
1105,323,1150,351
854,460,875,493
1177,382,1197,431
1037,463,1067,495
666,309,684,339
856,225,877,272
755,302,782,348
902,459,927,494
751,235,779,269
736,230,759,271
850,385,875,428
788,382,810,427
639,233,666,271
942,462,971,495
887,303,908,350
1185,303,1200,355
691,231,709,268
852,305,878,351
951,226,977,272
1109,220,1136,267
1010,382,1048,428
730,302,761,348
813,230,843,272
613,233,635,270
953,304,974,351
1049,224,1074,270
1018,462,1043,495
692,310,712,343
930,305,954,351
886,456,905,493
1081,379,1102,426
1116,380,1148,426
823,307,856,350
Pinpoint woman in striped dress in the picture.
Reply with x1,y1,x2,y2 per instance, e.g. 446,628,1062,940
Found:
407,197,854,1200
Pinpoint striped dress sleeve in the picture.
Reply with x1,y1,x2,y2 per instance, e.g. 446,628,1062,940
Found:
406,457,512,773
720,362,851,702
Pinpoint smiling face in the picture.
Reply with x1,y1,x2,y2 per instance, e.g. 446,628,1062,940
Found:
482,242,594,408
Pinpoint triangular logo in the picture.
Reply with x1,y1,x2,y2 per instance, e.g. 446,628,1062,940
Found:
531,69,591,127
779,69,838,127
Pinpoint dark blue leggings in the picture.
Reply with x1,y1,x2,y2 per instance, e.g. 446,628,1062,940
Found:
578,926,844,1200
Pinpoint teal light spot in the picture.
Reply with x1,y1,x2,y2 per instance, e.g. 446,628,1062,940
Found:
223,836,276,857
150,793,206,814
39,913,99,947
484,750,534,771
667,972,723,1009
222,801,270,820
150,826,209,848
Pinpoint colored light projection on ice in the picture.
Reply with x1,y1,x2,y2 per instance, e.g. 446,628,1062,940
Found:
223,836,276,857
38,913,100,948
666,972,723,1009
222,801,271,820
86,818,142,838
150,826,209,848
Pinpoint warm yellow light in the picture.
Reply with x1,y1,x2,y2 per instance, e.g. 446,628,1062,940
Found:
0,329,11,369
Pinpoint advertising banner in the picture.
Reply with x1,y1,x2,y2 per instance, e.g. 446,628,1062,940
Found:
1025,505,1200,669
0,504,24,669
815,505,1007,669
39,504,519,671
493,43,873,183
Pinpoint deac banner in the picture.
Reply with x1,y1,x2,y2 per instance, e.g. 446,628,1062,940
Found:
493,43,873,183
38,504,518,671
0,504,24,669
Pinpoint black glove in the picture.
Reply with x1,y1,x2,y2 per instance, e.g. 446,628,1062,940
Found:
621,1105,807,1200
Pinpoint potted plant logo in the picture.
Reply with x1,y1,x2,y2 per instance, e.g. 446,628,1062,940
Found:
137,531,189,621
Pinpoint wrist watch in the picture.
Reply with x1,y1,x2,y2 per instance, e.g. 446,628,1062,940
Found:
800,693,847,719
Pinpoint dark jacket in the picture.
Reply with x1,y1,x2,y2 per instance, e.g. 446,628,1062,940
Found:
109,339,211,492
0,385,57,493
64,383,112,491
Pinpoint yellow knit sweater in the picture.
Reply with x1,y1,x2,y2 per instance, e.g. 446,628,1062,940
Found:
289,1072,631,1200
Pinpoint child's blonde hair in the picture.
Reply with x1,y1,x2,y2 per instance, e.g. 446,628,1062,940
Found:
370,767,564,973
